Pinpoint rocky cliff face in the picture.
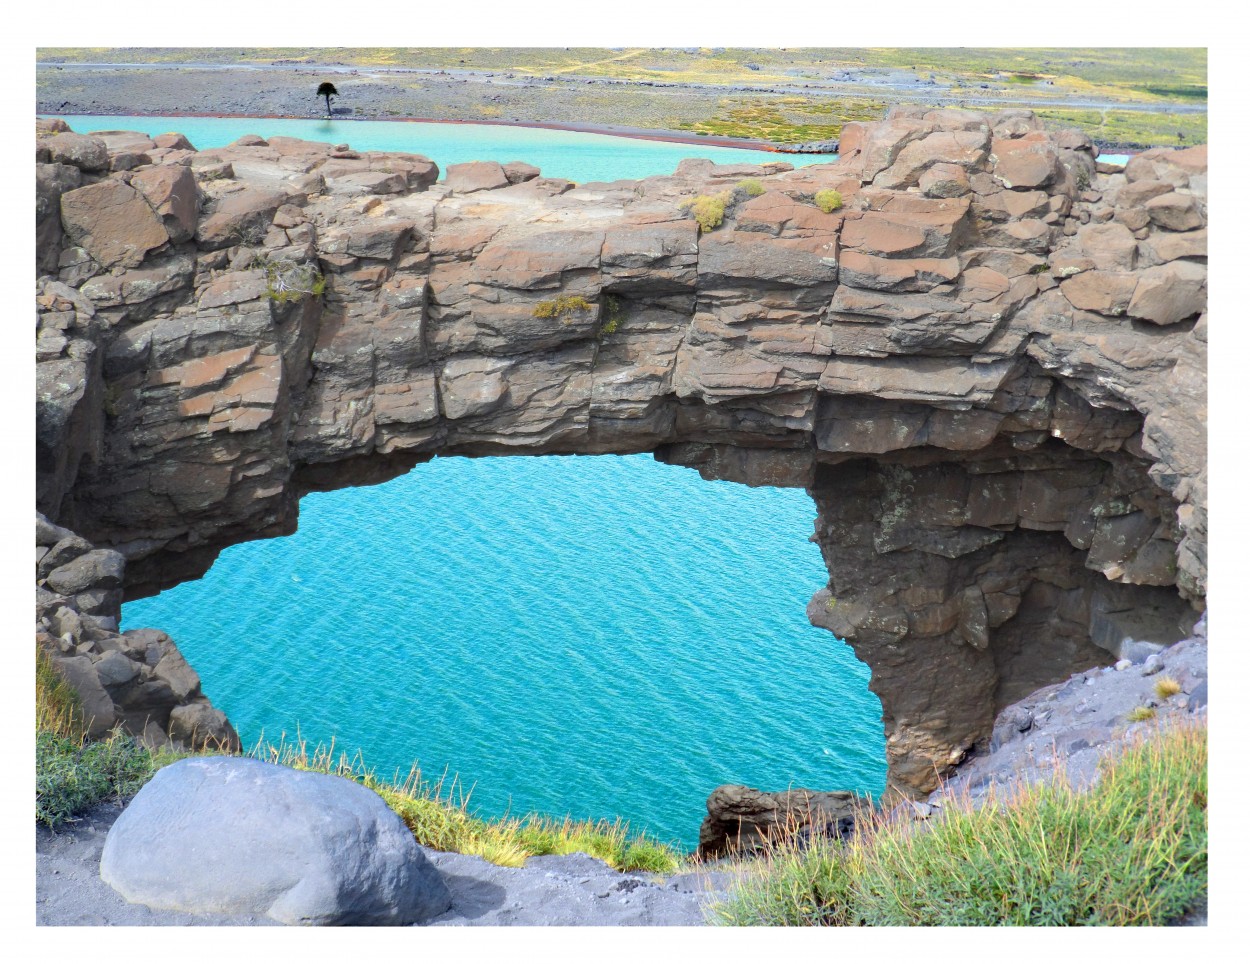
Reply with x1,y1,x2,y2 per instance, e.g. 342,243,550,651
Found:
35,108,1207,795
36,511,239,751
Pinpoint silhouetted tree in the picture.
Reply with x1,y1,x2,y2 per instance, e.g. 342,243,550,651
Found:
317,82,338,117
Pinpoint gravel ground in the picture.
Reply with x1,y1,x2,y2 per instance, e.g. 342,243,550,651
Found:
36,804,735,926
929,627,1209,806
36,801,281,926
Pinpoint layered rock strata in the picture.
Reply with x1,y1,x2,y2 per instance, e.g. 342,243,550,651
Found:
35,108,1207,796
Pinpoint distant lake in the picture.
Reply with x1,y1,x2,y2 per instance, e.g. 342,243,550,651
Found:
50,114,832,183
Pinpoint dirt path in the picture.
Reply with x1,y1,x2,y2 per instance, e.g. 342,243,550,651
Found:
547,49,648,75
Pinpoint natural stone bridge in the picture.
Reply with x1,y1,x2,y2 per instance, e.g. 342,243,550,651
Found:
36,108,1207,795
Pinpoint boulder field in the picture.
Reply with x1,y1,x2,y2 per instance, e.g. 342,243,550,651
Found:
35,107,1207,797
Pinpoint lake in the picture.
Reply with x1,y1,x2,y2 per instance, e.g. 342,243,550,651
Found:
50,114,831,183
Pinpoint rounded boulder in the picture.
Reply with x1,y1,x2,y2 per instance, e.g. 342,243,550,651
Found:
99,757,451,925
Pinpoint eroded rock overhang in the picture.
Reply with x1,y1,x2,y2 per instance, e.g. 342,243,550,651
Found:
35,108,1207,795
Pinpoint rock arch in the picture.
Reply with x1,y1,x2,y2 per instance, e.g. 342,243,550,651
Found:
36,109,1207,793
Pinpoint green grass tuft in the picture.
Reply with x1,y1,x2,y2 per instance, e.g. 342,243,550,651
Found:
1127,705,1157,722
737,178,766,196
814,189,843,213
709,833,862,925
680,191,733,232
1154,676,1183,700
37,646,85,740
712,721,1206,926
600,294,622,336
532,294,594,319
36,730,156,829
252,734,685,873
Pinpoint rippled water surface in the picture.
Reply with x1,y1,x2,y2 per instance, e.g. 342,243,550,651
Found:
124,455,885,847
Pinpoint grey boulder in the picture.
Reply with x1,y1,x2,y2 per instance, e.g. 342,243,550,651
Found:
99,757,451,925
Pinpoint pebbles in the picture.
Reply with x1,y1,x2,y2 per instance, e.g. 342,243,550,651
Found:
929,628,1208,804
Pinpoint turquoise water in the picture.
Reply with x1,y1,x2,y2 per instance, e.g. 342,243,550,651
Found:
123,455,885,848
50,114,829,183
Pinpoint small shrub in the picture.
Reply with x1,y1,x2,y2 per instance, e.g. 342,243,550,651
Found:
256,256,327,303
679,191,733,233
36,730,155,829
1154,676,1183,700
814,189,843,213
1127,705,1157,722
532,295,594,319
738,178,766,196
598,294,624,337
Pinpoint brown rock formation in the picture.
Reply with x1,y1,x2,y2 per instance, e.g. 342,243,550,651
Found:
36,512,239,750
698,785,866,858
34,108,1206,796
